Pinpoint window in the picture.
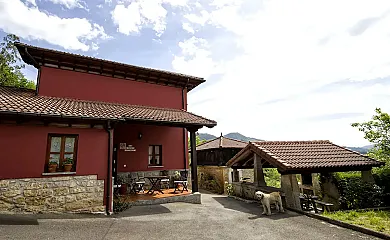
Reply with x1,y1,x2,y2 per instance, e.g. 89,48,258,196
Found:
46,134,78,172
148,145,162,166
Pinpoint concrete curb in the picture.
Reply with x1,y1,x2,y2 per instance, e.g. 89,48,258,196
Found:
287,207,390,240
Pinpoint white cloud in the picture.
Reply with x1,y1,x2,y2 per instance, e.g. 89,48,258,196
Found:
184,10,210,25
112,1,166,36
173,0,390,146
182,22,195,33
111,0,188,36
0,0,109,51
91,42,99,51
165,0,188,7
25,0,36,6
44,0,87,9
172,36,223,79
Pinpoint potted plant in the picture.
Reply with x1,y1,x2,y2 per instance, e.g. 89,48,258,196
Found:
48,161,58,173
174,171,181,180
63,158,73,172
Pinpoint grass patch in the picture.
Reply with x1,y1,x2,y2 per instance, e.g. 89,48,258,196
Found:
323,210,390,234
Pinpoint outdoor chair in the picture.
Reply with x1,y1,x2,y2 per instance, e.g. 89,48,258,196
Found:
299,193,318,213
174,171,189,193
130,173,146,194
160,178,170,190
159,170,170,190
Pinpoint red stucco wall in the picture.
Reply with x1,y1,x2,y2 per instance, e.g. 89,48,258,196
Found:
38,66,184,109
114,124,186,172
0,124,108,180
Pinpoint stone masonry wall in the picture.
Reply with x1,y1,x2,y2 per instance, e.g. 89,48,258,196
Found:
198,166,230,194
0,175,105,213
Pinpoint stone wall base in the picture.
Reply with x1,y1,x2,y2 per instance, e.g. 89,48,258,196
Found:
231,182,284,200
0,175,105,214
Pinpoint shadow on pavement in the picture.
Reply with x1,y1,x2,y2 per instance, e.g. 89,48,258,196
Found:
115,204,171,218
0,212,108,225
0,215,39,225
212,196,299,220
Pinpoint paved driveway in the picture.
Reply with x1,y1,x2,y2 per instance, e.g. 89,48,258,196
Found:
0,193,379,240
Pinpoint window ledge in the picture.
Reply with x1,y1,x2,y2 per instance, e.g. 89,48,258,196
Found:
148,165,164,168
42,172,76,176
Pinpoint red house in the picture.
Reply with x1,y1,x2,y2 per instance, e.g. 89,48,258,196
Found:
0,43,216,214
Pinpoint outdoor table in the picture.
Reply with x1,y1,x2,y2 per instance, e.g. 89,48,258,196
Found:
146,176,168,194
300,194,319,212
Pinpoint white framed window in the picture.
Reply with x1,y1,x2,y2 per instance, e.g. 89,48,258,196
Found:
148,145,162,166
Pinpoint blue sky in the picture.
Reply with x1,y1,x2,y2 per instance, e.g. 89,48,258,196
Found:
1,0,390,147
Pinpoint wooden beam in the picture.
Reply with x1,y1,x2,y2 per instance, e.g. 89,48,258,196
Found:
189,130,198,193
242,157,254,166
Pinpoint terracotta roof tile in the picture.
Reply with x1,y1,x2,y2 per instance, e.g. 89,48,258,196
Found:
0,86,217,127
227,140,383,171
196,135,247,151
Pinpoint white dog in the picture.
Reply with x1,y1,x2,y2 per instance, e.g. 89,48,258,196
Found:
255,191,284,216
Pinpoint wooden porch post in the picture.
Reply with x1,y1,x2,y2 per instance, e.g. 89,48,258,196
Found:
189,129,199,193
254,153,266,187
105,122,114,215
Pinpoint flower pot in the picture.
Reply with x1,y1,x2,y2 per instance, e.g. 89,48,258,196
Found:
120,184,127,195
48,164,58,173
63,164,73,172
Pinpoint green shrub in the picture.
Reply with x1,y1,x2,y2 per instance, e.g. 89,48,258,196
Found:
225,182,234,196
336,176,384,209
373,167,390,205
113,201,131,213
264,168,281,188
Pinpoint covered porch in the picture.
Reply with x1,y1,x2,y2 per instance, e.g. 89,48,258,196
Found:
105,107,218,212
226,140,384,212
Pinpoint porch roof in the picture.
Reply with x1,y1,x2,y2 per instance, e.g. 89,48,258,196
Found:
226,140,384,173
0,86,217,128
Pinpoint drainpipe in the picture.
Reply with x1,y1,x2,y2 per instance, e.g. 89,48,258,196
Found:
182,79,190,170
105,121,113,215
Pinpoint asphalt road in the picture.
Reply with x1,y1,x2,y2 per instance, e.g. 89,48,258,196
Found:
0,193,379,240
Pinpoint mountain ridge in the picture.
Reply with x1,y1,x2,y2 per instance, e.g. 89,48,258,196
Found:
197,132,262,142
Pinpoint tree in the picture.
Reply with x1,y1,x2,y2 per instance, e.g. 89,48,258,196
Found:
0,34,35,89
188,134,206,147
351,108,390,166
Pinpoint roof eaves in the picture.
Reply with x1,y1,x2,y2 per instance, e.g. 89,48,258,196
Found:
226,143,252,167
15,42,206,91
250,142,289,170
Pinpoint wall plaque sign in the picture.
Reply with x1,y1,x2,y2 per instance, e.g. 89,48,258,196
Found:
120,143,136,152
